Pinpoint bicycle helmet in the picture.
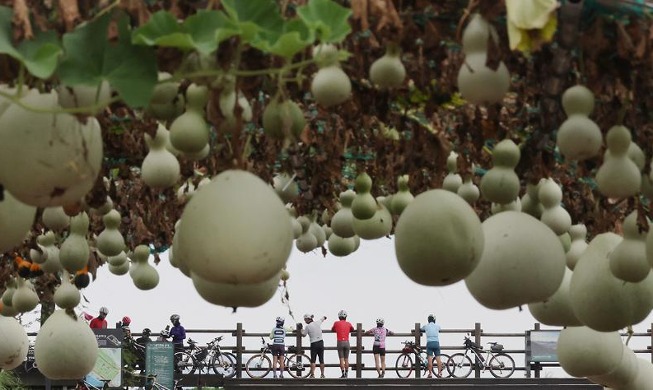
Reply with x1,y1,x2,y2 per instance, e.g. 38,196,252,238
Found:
170,314,180,322
99,306,109,315
303,313,313,320
276,316,285,324
376,317,384,325
142,328,151,336
428,314,436,323
122,316,131,326
338,310,347,318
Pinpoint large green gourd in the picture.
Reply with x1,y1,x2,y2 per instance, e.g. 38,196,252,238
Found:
59,212,90,273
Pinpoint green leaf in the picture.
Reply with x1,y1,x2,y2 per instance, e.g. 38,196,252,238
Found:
184,11,238,53
297,0,352,43
0,7,21,59
132,11,194,50
222,0,284,42
252,20,314,58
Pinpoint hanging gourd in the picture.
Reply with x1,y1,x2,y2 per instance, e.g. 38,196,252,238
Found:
107,251,130,276
308,218,326,247
0,90,103,207
328,232,358,257
596,125,641,199
1,278,16,308
144,72,184,121
11,277,39,313
604,357,653,389
169,220,191,278
395,189,484,286
169,84,209,154
490,198,521,214
610,211,649,283
331,190,356,239
557,326,624,378
566,224,588,270
457,175,480,205
295,216,318,253
53,270,80,309
0,189,36,253
35,309,98,379
587,344,639,389
369,43,406,89
556,85,602,161
288,209,302,239
442,151,463,193
628,142,645,171
59,212,90,274
36,232,62,274
352,200,392,240
57,81,112,115
42,206,70,232
129,245,159,290
273,173,299,204
90,195,114,217
351,172,377,220
0,315,29,370
520,182,544,218
142,124,181,188
184,143,210,161
480,139,521,205
528,268,581,326
263,98,306,140
457,14,510,104
465,211,566,310
311,44,351,107
191,270,281,309
96,209,126,257
176,170,293,284
390,175,414,215
280,268,290,282
538,178,572,236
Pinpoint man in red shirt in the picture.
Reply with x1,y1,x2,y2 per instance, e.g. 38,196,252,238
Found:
331,310,354,378
89,307,109,329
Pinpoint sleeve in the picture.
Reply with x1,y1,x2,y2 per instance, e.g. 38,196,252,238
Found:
420,326,425,332
286,326,294,333
349,323,354,332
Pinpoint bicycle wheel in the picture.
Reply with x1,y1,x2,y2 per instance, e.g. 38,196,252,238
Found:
489,353,515,378
285,353,312,378
174,351,196,375
395,353,414,378
447,353,473,378
245,354,272,379
434,353,451,378
211,352,237,378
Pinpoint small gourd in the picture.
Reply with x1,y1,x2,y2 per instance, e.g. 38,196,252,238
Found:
169,84,209,154
169,220,190,278
42,206,70,232
556,85,602,161
490,197,521,214
390,175,414,215
273,173,299,204
457,176,479,205
91,196,114,217
351,173,377,220
1,278,16,307
566,224,588,270
0,189,36,253
108,251,130,276
36,231,62,274
289,210,302,239
596,125,641,198
177,179,196,203
141,124,181,188
323,225,332,240
308,218,326,247
538,178,572,235
295,216,318,253
520,182,544,218
11,277,39,313
280,268,290,282
0,315,29,369
328,232,357,257
96,209,126,257
628,142,645,171
183,143,210,161
352,200,393,240
331,190,356,238
480,140,521,204
311,44,351,107
263,99,306,140
369,44,406,89
53,271,81,309
457,14,510,104
442,151,463,193
144,72,184,121
129,245,160,290
609,211,649,283
59,212,90,273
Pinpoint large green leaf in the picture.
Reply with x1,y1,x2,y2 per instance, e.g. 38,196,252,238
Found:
252,19,314,58
132,11,194,50
222,0,284,42
184,11,238,53
59,13,157,107
297,0,352,43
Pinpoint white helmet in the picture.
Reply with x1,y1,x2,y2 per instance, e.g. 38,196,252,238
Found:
376,318,384,325
303,313,314,320
99,307,109,315
338,310,347,318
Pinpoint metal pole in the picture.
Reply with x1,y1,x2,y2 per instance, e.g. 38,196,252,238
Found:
414,323,421,379
474,322,482,379
235,323,243,379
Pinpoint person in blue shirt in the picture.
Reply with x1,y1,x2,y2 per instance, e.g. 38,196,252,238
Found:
420,314,442,378
169,314,186,352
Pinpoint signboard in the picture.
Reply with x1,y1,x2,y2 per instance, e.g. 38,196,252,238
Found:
85,329,123,389
146,342,175,389
527,330,560,363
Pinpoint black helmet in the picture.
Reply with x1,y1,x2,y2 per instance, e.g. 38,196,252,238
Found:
428,314,436,323
170,314,180,322
142,328,151,335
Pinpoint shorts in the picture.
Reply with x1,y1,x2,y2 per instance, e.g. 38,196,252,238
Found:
372,345,386,356
310,340,325,364
271,344,285,357
426,341,440,357
337,340,350,359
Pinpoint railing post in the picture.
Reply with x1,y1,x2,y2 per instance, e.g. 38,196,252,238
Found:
235,322,243,378
356,323,363,378
650,323,653,364
533,323,541,378
295,321,303,354
474,322,482,379
414,323,421,379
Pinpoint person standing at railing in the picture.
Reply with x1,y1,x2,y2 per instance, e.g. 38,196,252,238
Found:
269,316,295,379
420,314,443,378
89,306,109,329
365,318,394,378
300,313,327,378
168,314,186,353
331,309,355,378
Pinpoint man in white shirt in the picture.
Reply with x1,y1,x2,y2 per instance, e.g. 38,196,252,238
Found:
300,313,327,378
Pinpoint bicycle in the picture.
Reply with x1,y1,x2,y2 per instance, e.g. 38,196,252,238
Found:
446,335,515,378
395,340,452,378
74,377,110,390
173,336,237,378
129,372,182,390
245,336,312,379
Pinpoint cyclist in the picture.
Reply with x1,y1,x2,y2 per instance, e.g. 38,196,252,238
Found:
168,314,186,352
300,313,327,378
331,309,354,378
420,314,442,378
269,316,294,379
89,307,109,329
365,317,394,378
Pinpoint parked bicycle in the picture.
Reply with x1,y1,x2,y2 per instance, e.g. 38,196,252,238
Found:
395,340,452,378
446,335,515,378
245,336,311,379
173,336,237,378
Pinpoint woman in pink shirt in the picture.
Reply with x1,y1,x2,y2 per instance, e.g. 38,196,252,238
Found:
365,318,394,378
331,310,354,378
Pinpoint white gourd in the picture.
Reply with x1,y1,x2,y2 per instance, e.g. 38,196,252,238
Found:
331,190,356,238
521,182,544,218
395,189,484,286
569,233,653,332
57,81,111,115
308,219,326,247
612,358,653,389
108,251,130,276
369,44,406,89
273,173,299,204
457,176,480,205
129,245,160,290
0,315,29,369
457,14,510,104
191,270,281,309
169,84,209,154
142,124,180,188
352,201,392,240
351,173,377,220
588,345,639,388
0,90,103,207
528,267,582,326
559,232,572,253
442,151,463,193
465,211,566,310
556,85,602,161
490,197,521,214
30,248,44,265
321,208,331,226
11,277,39,313
295,216,318,253
36,232,62,274
538,178,572,235
1,279,16,307
596,125,641,198
311,65,352,107
557,326,624,378
328,232,357,257
183,143,210,161
35,309,98,379
609,211,649,283
59,212,90,273
323,225,332,239
567,224,588,270
628,142,645,171
480,139,521,204
42,206,70,232
290,215,302,239
145,72,184,121
280,268,290,282
91,196,114,217
96,209,126,257
0,189,36,253
390,175,414,215
177,170,293,284
53,271,80,309
262,98,306,140
170,220,191,278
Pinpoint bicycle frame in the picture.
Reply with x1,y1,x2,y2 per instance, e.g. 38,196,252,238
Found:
460,346,493,371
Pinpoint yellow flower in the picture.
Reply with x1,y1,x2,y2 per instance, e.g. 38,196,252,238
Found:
506,0,559,53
